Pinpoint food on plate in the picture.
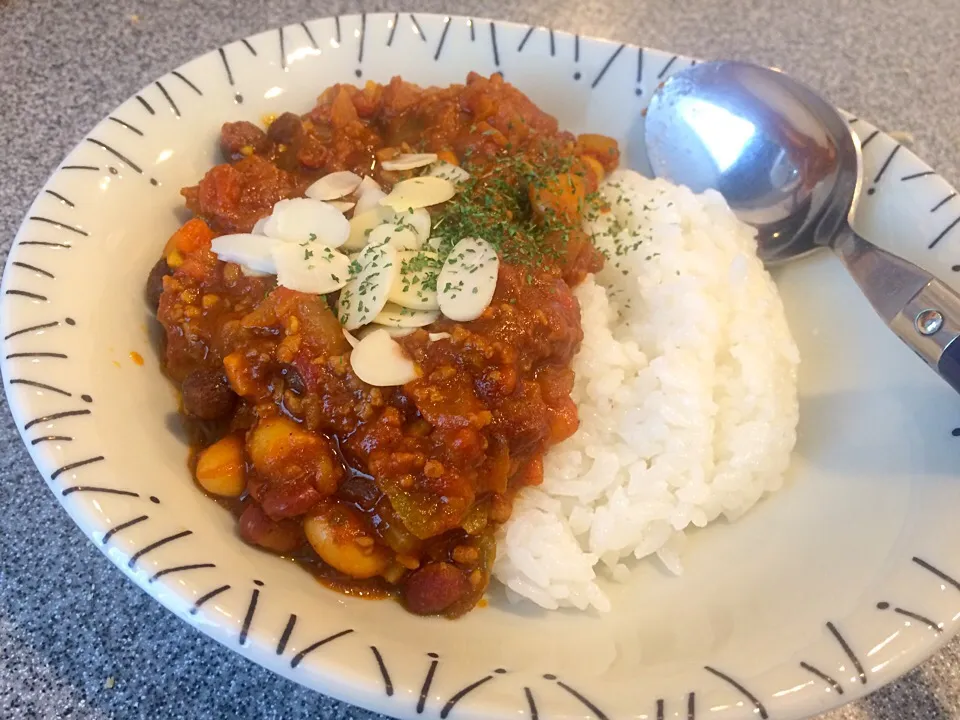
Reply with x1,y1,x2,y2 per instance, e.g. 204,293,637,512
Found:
148,72,798,617
494,172,800,611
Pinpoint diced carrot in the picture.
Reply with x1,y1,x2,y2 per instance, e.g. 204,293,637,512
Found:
163,217,215,258
330,87,359,127
437,150,459,166
577,133,620,171
474,121,507,147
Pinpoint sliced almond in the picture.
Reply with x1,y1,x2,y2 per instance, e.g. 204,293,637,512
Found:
367,222,421,252
355,177,387,214
304,170,363,201
394,208,432,244
342,328,360,348
380,177,456,211
358,324,417,339
263,198,350,247
327,200,356,213
272,241,350,294
427,162,471,185
349,328,419,386
428,332,451,342
437,237,500,322
337,242,399,330
211,233,284,274
381,153,439,171
358,176,381,194
374,302,440,328
389,250,440,310
355,186,387,215
251,217,269,235
345,206,430,251
344,207,391,251
240,265,272,278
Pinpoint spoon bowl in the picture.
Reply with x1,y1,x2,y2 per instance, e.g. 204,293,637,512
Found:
645,61,861,264
645,60,960,392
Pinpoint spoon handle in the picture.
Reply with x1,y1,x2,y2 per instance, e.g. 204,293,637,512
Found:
832,227,960,392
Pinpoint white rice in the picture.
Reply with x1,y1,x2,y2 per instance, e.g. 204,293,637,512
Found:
492,170,800,612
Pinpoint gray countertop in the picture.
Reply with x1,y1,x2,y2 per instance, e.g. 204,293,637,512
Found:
1,1,959,718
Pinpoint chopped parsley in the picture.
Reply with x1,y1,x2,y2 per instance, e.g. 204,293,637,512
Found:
428,150,604,273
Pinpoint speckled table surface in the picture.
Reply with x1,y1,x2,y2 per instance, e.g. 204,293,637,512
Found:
1,1,959,718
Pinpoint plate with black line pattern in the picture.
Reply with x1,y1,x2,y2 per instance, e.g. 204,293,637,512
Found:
3,13,960,720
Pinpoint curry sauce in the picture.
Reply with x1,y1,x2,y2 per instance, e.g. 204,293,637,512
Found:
151,73,619,616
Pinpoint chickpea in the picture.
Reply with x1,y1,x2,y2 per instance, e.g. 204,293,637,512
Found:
304,501,390,579
195,435,246,497
246,415,342,495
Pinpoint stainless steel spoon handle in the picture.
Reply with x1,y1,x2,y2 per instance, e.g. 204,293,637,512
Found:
832,226,960,390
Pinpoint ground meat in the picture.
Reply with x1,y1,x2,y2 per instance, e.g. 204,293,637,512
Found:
145,257,169,311
181,367,237,420
402,562,470,615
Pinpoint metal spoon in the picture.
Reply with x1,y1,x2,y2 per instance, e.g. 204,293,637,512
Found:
644,60,960,392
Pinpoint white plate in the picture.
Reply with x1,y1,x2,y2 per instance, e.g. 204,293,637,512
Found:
3,12,960,720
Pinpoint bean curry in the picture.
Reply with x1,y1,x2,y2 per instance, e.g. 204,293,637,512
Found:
149,73,619,616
